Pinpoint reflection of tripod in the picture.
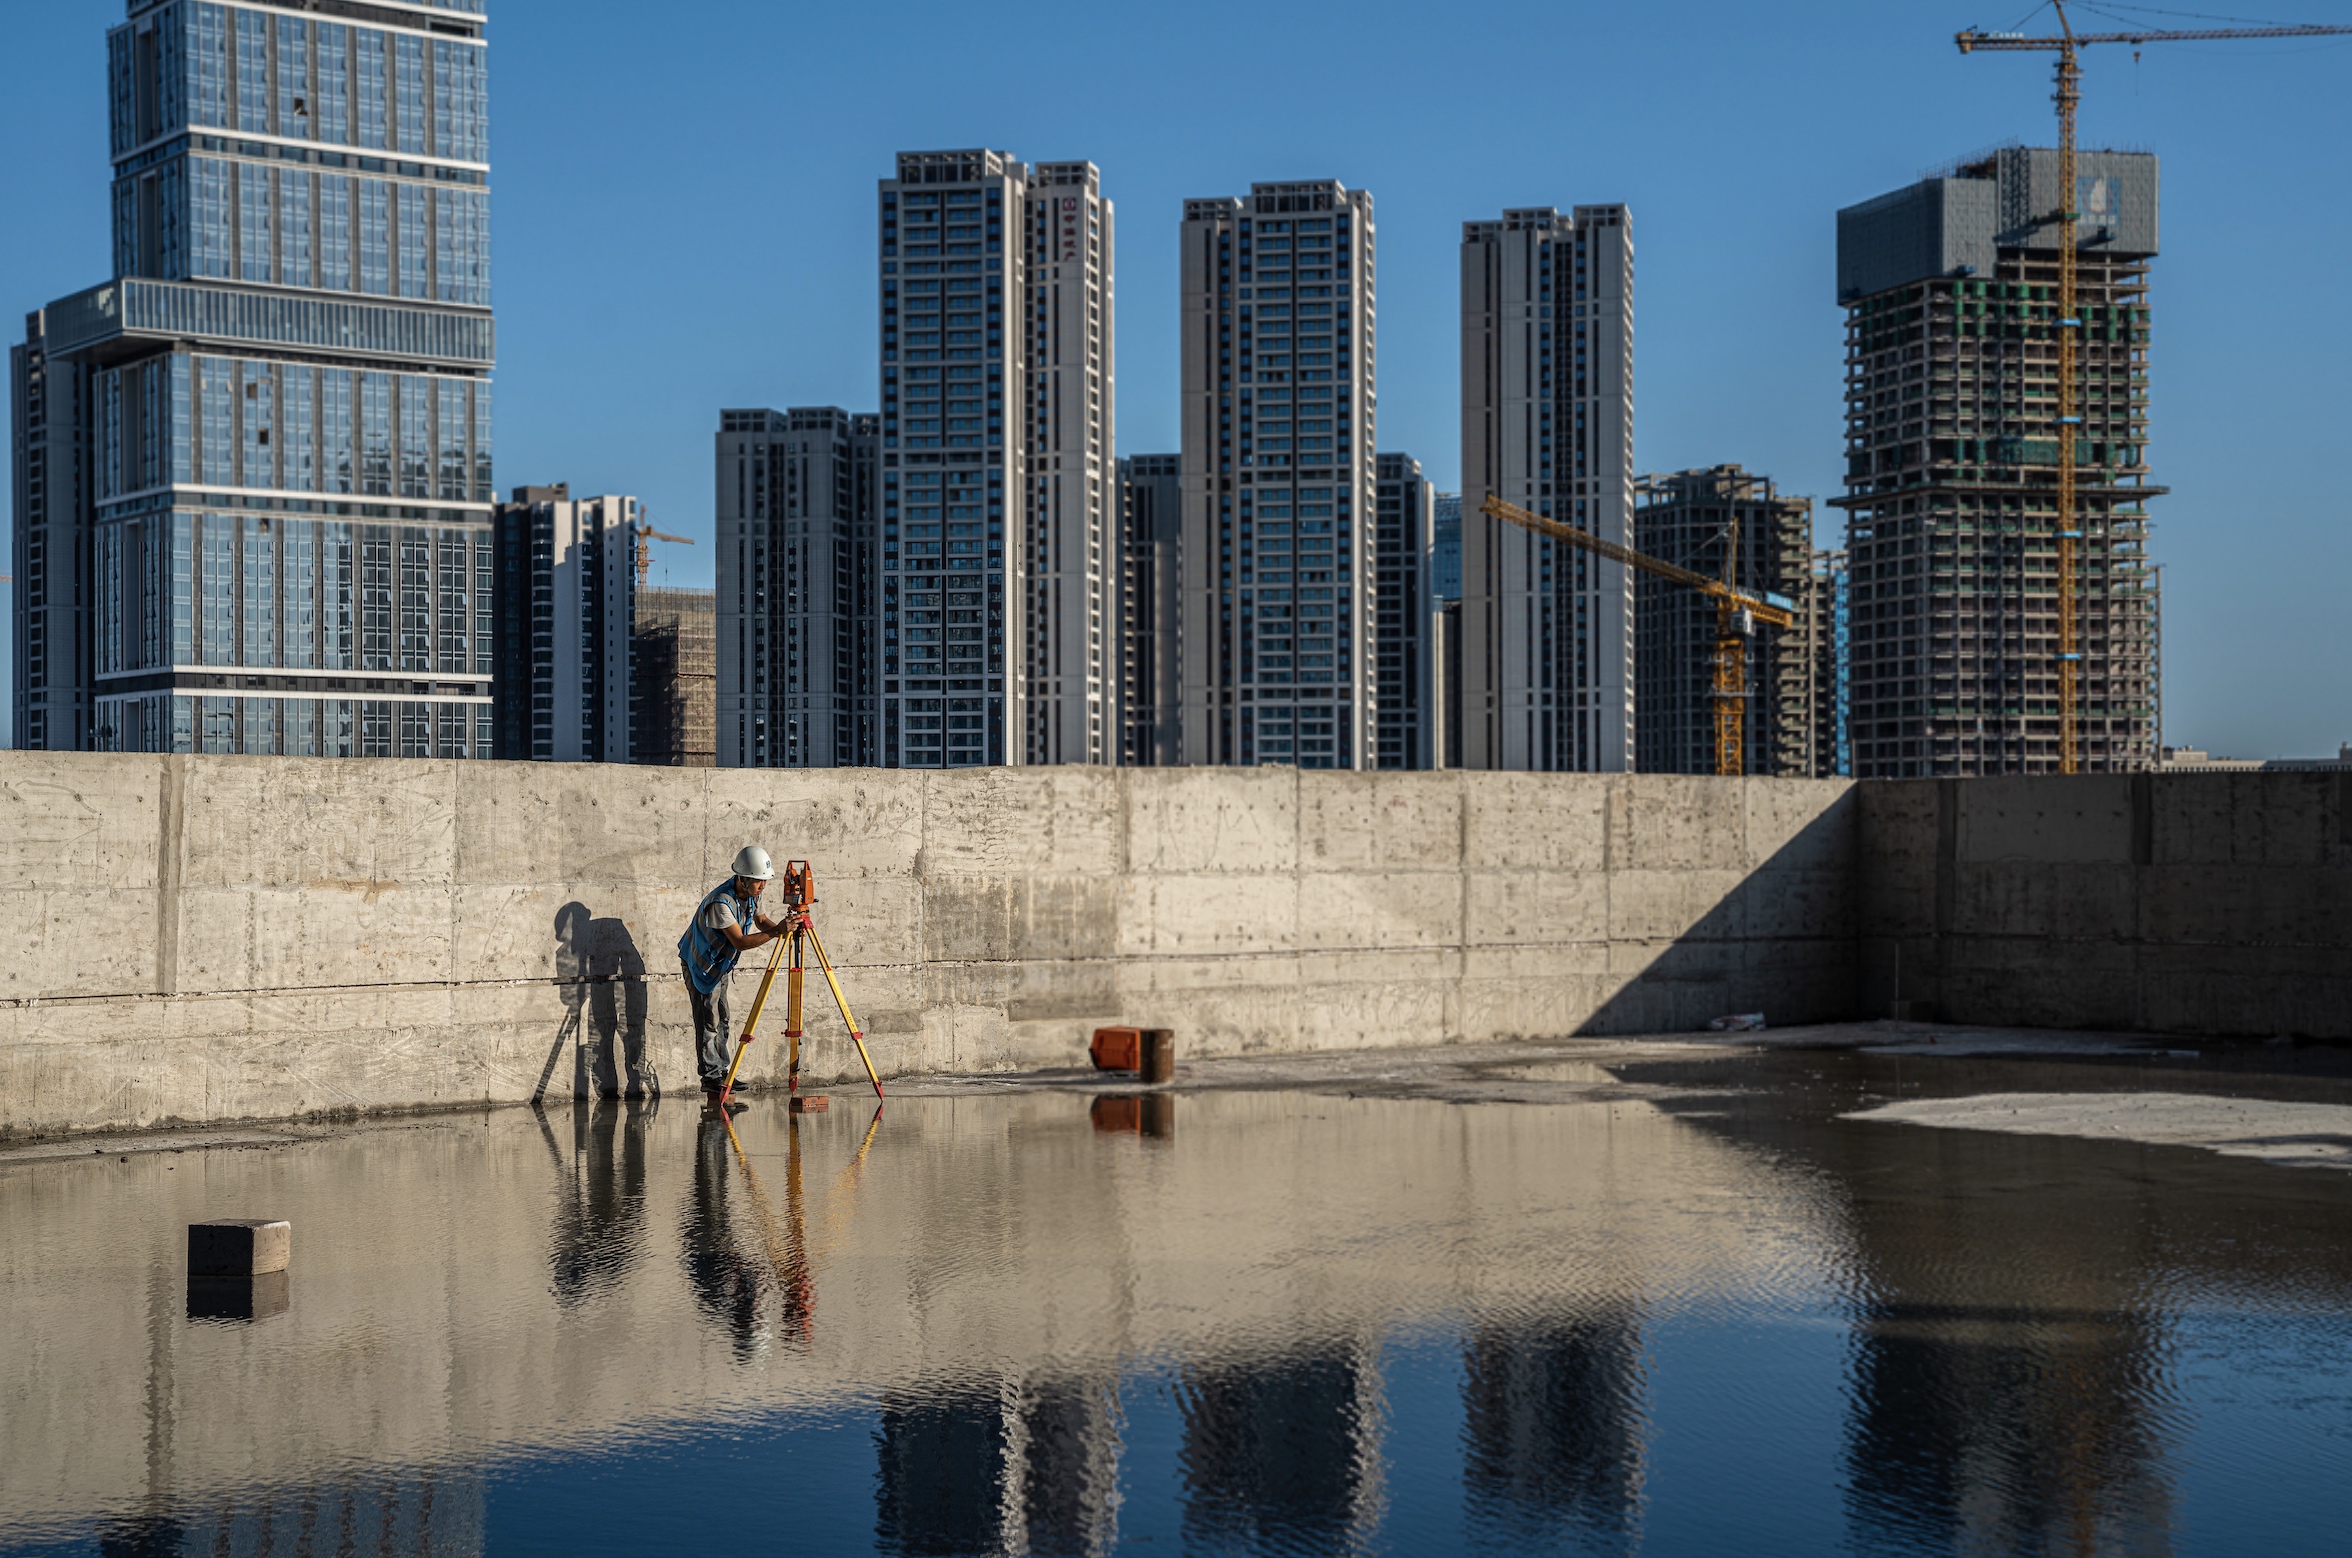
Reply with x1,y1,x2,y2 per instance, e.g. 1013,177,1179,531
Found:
719,861,884,1107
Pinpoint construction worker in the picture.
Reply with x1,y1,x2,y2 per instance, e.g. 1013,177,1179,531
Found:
678,846,793,1101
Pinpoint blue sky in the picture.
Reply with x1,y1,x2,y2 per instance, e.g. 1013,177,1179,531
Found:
5,0,2348,756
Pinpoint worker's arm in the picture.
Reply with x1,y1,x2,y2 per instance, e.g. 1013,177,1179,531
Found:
715,907,794,952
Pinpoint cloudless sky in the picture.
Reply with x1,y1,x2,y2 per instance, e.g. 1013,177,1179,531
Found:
5,0,2349,756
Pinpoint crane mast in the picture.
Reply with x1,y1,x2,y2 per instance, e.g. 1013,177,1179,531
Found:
1957,4,2352,773
2057,10,2082,775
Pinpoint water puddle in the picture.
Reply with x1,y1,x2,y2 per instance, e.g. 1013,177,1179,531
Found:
4,1046,2349,1555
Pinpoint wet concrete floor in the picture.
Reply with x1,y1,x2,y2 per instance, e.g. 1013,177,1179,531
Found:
3,1024,2350,1556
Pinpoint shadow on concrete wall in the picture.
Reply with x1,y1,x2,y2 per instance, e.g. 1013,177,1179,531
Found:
537,904,654,1102
1858,774,2352,1039
1577,788,1862,1037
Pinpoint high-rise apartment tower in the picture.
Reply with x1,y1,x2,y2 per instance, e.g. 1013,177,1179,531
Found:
1432,492,1463,768
1374,452,1434,770
875,149,1114,770
14,0,498,756
1021,161,1117,765
1179,180,1378,769
1120,453,1180,766
490,485,635,764
12,310,93,751
1834,148,2161,776
1459,205,1634,772
715,407,880,768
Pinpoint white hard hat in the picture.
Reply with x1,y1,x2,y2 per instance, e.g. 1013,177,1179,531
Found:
731,845,776,881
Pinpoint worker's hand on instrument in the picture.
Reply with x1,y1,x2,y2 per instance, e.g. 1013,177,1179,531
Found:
754,912,784,935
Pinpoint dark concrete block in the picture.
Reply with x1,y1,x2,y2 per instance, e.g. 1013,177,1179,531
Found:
189,1219,291,1276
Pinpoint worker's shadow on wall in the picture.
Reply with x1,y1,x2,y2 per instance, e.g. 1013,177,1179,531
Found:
538,902,656,1101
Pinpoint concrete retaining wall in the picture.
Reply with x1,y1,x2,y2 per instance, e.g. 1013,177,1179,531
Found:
13,755,2340,1138
0,753,1860,1138
1861,774,2352,1039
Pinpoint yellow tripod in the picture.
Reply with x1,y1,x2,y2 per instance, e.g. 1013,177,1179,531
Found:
718,861,884,1107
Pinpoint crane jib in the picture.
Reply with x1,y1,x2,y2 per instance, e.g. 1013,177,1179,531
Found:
1478,496,1796,628
1957,24,2352,52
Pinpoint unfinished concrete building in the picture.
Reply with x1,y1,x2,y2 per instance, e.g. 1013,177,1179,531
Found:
1835,147,2162,777
633,587,716,767
1632,466,1817,776
1811,547,1851,778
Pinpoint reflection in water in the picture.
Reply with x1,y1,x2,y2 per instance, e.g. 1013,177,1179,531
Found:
679,1114,770,1360
1179,1348,1385,1554
95,1475,483,1557
9,1062,2352,1556
874,1378,1120,1557
1461,1309,1647,1553
546,1101,651,1308
876,1387,1009,1555
721,1109,814,1350
1831,1130,2181,1557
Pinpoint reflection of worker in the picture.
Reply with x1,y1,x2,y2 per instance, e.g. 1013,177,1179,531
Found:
677,846,793,1100
682,1114,764,1359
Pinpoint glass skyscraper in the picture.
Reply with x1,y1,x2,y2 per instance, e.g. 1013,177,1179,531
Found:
14,0,496,756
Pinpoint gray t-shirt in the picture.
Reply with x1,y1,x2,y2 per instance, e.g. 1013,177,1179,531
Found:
698,892,753,947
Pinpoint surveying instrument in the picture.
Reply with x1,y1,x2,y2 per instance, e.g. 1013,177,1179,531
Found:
717,861,884,1108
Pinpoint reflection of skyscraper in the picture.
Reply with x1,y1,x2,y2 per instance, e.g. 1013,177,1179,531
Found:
875,1378,1122,1557
1836,1134,2178,1554
1461,1314,1646,1552
1178,1349,1384,1552
876,1389,1008,1557
1663,1086,2182,1555
113,1473,487,1557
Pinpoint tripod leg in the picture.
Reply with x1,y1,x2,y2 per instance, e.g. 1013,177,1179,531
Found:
786,927,806,1097
718,933,788,1105
803,916,884,1100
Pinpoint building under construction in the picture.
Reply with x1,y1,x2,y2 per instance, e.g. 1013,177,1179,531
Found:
633,587,717,767
1811,547,1851,778
1835,147,2162,778
1632,466,1820,776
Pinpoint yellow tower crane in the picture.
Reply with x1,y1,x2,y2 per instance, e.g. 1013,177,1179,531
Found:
1957,4,2352,773
634,519,695,588
1481,495,1796,777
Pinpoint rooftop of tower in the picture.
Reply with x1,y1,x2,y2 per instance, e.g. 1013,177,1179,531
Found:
128,0,488,19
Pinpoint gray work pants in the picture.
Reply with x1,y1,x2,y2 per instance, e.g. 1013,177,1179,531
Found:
683,959,733,1087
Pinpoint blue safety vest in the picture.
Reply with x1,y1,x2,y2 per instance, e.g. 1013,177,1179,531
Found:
678,879,756,995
